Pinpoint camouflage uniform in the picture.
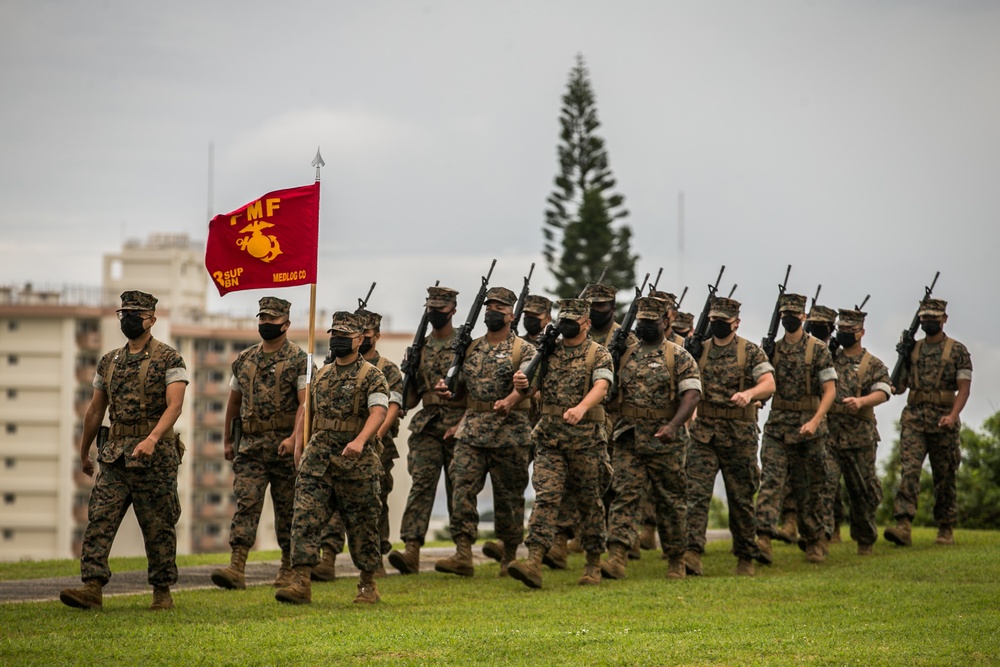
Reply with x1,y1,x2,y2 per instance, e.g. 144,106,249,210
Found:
609,298,702,560
399,287,466,545
526,299,615,555
228,327,309,556
826,309,891,546
687,297,773,562
80,291,188,588
449,289,536,546
756,295,837,546
672,311,695,340
289,313,389,573
892,299,972,527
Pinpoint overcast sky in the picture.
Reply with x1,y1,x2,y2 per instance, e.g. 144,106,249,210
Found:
2,0,999,435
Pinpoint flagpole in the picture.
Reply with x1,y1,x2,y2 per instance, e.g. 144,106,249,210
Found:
304,147,325,451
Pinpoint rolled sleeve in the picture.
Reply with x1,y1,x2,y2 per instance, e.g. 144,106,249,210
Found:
93,373,105,391
229,375,239,392
368,392,389,409
166,368,190,385
592,368,614,386
957,369,972,382
818,367,838,384
678,378,702,395
752,362,774,382
870,381,892,398
389,390,404,406
297,374,309,391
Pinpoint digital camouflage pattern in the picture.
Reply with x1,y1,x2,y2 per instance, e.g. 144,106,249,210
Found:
290,356,388,571
764,334,837,444
449,332,535,544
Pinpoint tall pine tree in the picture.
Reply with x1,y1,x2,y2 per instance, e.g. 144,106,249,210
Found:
543,53,637,301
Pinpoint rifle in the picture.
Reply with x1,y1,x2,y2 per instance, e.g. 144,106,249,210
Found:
522,281,591,384
649,267,663,293
683,266,725,360
890,272,940,389
761,265,793,361
443,259,497,394
229,417,242,454
355,282,376,313
810,284,822,310
728,284,738,298
96,425,109,457
606,273,651,401
676,286,688,309
804,284,821,336
399,280,439,415
511,262,535,336
856,295,870,311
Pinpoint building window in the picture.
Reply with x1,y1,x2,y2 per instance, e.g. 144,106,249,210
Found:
6,388,16,400
5,424,15,435
210,341,226,353
4,458,14,469
3,493,14,505
7,354,17,366
208,370,224,383
209,430,223,443
206,460,222,474
208,401,224,413
2,529,13,541
205,523,221,536
207,493,222,505
7,320,17,331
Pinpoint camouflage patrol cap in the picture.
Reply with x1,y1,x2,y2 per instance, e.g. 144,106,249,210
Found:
648,290,678,310
118,290,157,312
779,293,808,314
485,286,517,307
708,297,741,319
257,296,291,318
557,298,592,320
837,309,867,331
425,286,459,308
635,296,668,320
522,294,552,315
327,311,363,335
918,298,947,317
673,311,695,329
356,308,382,331
806,305,837,323
582,283,617,303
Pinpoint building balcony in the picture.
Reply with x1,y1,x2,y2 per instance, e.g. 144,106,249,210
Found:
195,469,233,489
195,441,225,459
193,533,230,554
197,412,224,428
76,331,101,351
198,382,227,397
197,503,235,520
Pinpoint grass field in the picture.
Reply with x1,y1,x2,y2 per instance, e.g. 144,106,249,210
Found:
2,528,998,666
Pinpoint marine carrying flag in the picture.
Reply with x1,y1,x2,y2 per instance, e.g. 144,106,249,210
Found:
205,182,320,295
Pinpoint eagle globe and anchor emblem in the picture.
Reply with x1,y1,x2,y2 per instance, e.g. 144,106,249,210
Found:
236,220,283,263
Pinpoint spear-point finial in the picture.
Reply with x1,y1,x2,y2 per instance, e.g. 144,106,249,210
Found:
312,147,325,181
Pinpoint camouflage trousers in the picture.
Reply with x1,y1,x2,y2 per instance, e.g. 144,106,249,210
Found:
549,444,613,539
756,434,828,544
893,425,961,526
399,426,455,545
320,448,396,555
778,437,840,537
608,433,687,559
80,457,180,586
449,441,531,544
527,443,607,554
829,445,882,545
686,435,761,560
290,469,382,572
229,446,296,553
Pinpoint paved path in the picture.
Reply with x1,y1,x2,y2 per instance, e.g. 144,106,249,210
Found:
1,530,731,604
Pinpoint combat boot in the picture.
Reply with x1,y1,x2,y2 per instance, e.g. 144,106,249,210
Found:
566,535,585,554
542,532,568,570
275,566,312,604
683,550,703,576
600,542,629,580
353,570,381,604
59,579,103,610
884,518,912,547
639,524,657,550
498,542,518,577
388,540,421,574
806,538,827,563
578,551,602,586
311,549,337,582
274,550,295,588
666,557,686,579
628,539,642,560
481,540,503,563
211,545,249,590
435,535,475,577
374,561,387,578
935,525,955,545
736,558,755,576
757,535,773,564
775,513,798,543
149,585,173,611
830,525,843,544
508,544,545,589
857,543,874,556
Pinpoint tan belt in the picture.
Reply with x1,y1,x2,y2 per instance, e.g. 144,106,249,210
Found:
772,397,820,412
539,404,606,422
313,416,363,433
907,390,956,407
621,404,677,420
467,398,531,412
827,403,876,422
242,413,296,435
421,392,467,408
111,422,175,439
697,404,757,422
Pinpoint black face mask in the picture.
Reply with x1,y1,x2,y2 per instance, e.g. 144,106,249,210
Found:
558,318,581,339
258,322,285,341
635,320,662,343
590,308,614,329
808,323,832,341
358,336,373,356
921,321,942,336
484,311,508,333
428,310,451,330
672,327,692,338
523,315,543,336
329,336,356,358
835,331,857,348
119,312,147,340
709,320,733,339
781,315,802,333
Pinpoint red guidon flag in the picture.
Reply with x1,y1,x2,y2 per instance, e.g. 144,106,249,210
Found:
205,182,320,295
